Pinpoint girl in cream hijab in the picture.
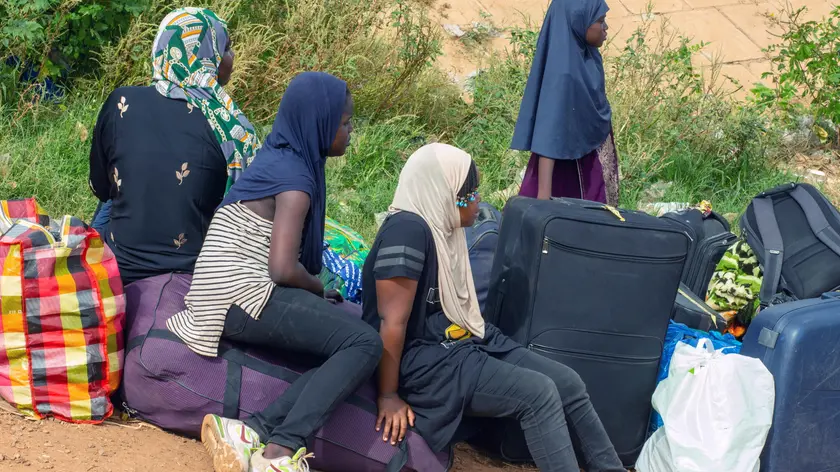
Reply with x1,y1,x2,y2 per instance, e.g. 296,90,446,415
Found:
360,143,624,472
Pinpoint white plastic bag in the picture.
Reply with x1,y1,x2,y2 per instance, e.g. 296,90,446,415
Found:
636,339,775,472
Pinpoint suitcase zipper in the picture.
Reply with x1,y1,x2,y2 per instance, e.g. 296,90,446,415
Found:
528,343,660,363
541,237,685,263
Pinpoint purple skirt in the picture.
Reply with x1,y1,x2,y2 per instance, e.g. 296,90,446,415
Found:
519,132,620,205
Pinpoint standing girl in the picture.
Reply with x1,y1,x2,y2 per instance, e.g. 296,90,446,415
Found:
511,0,619,205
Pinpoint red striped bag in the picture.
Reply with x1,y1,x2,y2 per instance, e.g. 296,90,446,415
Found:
0,198,125,423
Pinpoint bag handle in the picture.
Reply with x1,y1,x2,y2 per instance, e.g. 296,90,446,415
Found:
789,186,840,258
758,182,798,198
695,338,715,354
752,197,784,308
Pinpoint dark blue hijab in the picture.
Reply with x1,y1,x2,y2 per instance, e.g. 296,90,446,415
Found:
510,0,612,160
221,72,348,275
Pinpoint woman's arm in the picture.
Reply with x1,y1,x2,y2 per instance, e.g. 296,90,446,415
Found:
267,191,324,295
537,156,554,200
375,276,417,444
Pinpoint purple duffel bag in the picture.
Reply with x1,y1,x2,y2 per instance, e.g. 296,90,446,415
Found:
120,273,451,472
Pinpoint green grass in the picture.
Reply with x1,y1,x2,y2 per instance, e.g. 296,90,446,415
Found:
0,3,797,241
0,95,103,220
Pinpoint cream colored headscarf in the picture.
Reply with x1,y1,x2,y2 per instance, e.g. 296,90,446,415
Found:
390,143,486,338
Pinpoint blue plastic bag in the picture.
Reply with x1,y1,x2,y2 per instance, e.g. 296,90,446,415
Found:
648,321,741,434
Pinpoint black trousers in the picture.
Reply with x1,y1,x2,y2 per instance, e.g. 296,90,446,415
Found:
467,347,625,472
221,287,382,451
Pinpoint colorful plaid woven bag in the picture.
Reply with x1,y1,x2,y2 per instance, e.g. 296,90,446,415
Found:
0,198,125,423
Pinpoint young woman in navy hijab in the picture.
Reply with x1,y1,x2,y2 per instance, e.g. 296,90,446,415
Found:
511,0,620,205
167,72,383,472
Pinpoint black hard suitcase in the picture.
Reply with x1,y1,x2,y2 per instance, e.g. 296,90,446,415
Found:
662,209,737,298
484,197,690,466
672,282,727,332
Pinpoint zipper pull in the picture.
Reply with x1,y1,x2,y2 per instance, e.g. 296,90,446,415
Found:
603,205,626,222
542,238,549,254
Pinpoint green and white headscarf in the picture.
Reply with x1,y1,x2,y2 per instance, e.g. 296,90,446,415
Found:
152,7,260,192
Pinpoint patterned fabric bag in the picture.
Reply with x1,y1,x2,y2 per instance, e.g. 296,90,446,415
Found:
705,240,764,337
319,217,370,304
0,198,125,423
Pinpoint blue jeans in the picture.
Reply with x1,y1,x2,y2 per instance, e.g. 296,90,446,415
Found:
91,200,111,237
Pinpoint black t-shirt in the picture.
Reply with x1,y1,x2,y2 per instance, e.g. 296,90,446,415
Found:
362,211,519,451
362,212,457,346
89,86,227,284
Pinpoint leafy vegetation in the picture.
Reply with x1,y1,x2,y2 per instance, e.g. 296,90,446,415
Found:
0,0,816,241
0,0,145,107
751,5,840,147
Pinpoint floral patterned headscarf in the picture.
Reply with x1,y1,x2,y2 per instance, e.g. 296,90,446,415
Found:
151,7,260,192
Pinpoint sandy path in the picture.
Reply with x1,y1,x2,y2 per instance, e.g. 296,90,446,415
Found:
0,406,536,472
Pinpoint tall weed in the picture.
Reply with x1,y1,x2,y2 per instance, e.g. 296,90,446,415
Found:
1,7,795,239
93,0,463,130
607,21,790,213
751,5,840,147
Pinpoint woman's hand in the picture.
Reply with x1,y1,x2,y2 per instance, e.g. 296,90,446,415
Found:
324,289,344,304
376,393,416,445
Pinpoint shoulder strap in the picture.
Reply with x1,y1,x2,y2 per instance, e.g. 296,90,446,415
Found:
752,197,784,307
386,437,409,472
790,186,840,257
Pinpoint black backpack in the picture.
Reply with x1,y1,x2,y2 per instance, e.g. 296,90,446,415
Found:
465,202,502,313
740,182,840,308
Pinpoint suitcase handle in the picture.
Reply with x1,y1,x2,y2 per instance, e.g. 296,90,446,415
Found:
757,182,797,198
821,291,840,300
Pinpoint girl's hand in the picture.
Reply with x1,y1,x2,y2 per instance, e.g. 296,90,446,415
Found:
324,289,344,304
376,393,416,445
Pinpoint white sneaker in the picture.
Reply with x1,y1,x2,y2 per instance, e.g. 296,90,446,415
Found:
201,414,262,472
250,447,314,472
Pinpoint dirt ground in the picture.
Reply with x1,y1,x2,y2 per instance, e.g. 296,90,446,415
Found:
0,404,537,472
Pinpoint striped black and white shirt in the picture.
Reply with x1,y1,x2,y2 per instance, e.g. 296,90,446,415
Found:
167,203,275,357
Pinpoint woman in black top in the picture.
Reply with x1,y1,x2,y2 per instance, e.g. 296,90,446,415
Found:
88,7,259,285
362,143,625,472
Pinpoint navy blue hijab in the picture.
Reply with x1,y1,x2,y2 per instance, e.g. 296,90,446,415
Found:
221,72,348,275
510,0,612,160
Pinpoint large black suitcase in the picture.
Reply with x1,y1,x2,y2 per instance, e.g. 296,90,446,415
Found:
662,208,737,298
484,197,690,466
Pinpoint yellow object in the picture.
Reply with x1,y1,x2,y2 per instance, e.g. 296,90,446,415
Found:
444,324,472,341
814,125,829,144
602,205,625,222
